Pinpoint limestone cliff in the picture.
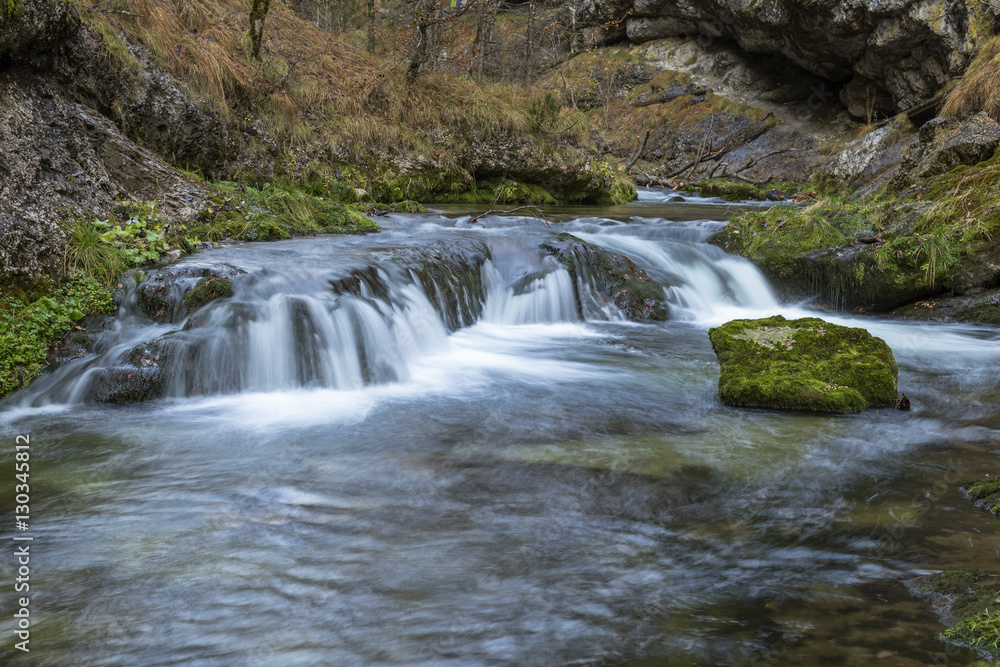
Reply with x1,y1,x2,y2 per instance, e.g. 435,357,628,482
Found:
574,0,996,117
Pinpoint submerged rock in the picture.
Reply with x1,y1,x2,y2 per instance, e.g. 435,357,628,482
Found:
708,315,898,413
963,477,1000,517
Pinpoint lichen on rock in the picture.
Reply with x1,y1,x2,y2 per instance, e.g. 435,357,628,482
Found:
708,315,898,413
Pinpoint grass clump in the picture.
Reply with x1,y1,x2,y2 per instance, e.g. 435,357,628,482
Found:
0,274,114,397
943,35,1000,122
192,180,379,241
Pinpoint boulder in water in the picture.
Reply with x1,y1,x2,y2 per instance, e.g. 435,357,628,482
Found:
183,276,234,313
543,234,668,322
708,315,897,413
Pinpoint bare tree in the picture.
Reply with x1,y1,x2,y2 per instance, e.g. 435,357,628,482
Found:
249,0,271,58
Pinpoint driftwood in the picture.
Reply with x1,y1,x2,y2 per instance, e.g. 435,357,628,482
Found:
469,206,548,225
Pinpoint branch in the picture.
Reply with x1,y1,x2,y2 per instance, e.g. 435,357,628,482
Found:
632,89,709,107
625,129,651,172
469,206,547,225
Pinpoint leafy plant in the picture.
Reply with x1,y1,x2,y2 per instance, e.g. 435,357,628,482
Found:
61,218,130,288
0,273,113,397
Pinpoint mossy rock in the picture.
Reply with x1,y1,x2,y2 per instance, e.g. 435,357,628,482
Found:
910,569,1000,662
542,234,667,322
183,276,233,313
963,478,1000,517
708,315,898,413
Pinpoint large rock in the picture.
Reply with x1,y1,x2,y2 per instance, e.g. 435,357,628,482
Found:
577,0,994,116
543,234,668,322
708,315,898,413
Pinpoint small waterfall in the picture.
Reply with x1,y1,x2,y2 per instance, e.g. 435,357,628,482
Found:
10,215,786,406
571,230,779,322
482,262,579,325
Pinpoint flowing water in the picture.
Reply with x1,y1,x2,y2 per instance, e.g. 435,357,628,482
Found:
2,190,999,666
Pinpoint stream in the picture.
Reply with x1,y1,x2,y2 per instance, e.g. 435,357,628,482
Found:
2,189,999,665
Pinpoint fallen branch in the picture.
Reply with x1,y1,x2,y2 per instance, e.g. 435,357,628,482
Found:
632,89,709,107
469,206,547,225
624,129,651,172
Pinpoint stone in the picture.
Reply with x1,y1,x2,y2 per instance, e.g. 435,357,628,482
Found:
708,315,898,413
577,0,992,115
543,234,669,322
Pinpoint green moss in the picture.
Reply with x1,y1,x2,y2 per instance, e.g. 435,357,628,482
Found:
0,274,114,398
964,478,1000,516
709,189,959,311
191,180,379,241
915,569,1000,662
708,315,898,413
183,276,233,313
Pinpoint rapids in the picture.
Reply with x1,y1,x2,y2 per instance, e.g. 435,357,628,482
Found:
1,190,998,665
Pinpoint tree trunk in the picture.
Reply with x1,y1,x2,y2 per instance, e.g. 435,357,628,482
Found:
366,0,375,53
407,0,436,82
523,0,535,84
249,0,270,59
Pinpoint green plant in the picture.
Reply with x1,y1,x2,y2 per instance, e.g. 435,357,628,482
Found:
527,92,562,133
0,273,113,397
61,218,130,288
943,605,1000,655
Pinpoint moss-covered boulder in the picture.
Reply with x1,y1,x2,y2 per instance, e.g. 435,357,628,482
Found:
183,276,234,313
708,315,898,413
909,569,1000,662
963,477,1000,517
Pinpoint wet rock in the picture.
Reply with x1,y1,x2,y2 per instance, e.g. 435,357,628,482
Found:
90,365,168,404
183,276,234,314
909,569,1000,663
126,265,242,323
390,242,491,331
708,315,898,413
543,234,668,322
892,288,1000,325
962,477,1000,517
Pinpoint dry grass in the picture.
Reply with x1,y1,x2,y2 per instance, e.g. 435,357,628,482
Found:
78,0,550,165
943,35,1000,121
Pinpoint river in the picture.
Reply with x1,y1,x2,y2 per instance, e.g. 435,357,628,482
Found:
2,189,998,665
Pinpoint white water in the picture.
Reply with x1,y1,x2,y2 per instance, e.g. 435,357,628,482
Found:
3,202,1000,666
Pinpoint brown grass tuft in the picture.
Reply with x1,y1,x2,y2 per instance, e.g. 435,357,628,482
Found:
943,35,1000,121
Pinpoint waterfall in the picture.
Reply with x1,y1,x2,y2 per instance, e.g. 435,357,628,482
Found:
10,216,785,406
570,229,780,323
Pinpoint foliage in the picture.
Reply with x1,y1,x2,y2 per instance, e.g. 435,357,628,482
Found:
0,274,113,397
527,92,562,133
191,179,379,241
61,218,131,288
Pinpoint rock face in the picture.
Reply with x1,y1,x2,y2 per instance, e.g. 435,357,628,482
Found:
577,0,994,115
0,0,220,282
708,315,898,413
